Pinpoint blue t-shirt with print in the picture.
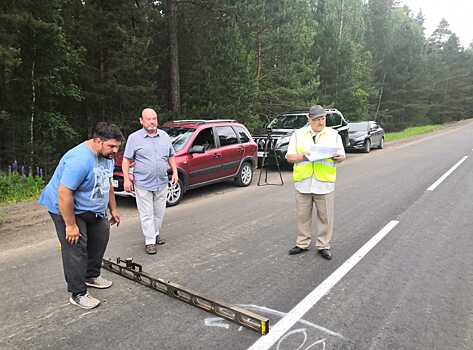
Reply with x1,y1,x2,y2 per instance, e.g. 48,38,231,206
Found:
38,142,114,215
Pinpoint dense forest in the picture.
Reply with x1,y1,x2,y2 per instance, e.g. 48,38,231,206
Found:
1,0,472,173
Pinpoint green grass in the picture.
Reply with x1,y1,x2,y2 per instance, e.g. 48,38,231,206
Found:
384,124,442,142
0,173,44,205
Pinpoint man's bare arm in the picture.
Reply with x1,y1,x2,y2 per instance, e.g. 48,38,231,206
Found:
58,185,80,244
169,156,178,184
108,180,120,226
122,157,133,192
286,153,307,163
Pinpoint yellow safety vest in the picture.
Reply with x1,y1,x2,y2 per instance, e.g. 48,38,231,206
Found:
292,127,338,183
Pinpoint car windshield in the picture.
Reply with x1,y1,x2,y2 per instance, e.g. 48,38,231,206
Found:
267,115,308,129
161,127,196,152
348,122,368,132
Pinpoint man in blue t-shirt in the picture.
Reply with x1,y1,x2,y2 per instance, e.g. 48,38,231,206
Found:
39,122,123,309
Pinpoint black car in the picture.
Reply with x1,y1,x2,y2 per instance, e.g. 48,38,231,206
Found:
253,108,350,166
347,121,384,153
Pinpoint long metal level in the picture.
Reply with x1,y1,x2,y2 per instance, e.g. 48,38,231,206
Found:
102,257,270,335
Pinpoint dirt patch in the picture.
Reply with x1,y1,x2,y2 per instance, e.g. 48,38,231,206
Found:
0,197,140,253
0,200,49,227
0,200,56,251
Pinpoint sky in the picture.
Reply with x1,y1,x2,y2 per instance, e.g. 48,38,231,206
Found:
399,0,473,47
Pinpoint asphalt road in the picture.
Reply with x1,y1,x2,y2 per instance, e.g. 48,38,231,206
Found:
1,120,473,350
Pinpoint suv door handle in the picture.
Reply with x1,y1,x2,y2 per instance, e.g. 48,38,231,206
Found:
238,146,244,153
213,153,222,159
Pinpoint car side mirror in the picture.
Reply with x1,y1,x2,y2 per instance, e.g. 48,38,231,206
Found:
189,145,205,154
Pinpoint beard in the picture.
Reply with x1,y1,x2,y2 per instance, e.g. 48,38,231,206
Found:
100,152,115,159
145,126,157,132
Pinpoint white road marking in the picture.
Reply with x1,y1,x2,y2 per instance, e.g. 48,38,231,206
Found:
247,220,399,350
426,156,468,191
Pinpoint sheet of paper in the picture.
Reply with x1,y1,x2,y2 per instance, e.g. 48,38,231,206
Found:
306,145,338,161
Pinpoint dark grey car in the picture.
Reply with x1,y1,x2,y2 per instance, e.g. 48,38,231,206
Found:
347,121,384,153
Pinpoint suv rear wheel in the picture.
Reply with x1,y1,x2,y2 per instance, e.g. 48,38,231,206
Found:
235,162,253,187
167,178,183,206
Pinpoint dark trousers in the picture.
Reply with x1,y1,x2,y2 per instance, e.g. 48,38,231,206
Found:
50,212,110,295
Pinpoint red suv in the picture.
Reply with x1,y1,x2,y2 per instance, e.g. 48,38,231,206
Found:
113,119,257,206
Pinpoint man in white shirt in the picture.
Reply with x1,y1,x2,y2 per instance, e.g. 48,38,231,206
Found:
285,105,345,260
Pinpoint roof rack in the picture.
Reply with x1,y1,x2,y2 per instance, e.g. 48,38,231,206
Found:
281,107,340,115
207,119,236,123
166,119,236,124
167,119,208,124
282,110,309,114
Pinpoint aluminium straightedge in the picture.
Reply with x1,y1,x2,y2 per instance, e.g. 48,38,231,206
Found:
102,257,269,335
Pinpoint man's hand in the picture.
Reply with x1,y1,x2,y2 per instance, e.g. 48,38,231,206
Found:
109,209,121,227
287,153,307,163
65,224,80,245
170,173,179,185
332,154,345,163
124,177,134,192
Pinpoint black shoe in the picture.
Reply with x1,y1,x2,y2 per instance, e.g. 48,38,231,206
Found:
145,244,157,255
318,249,332,260
288,246,308,255
156,237,166,245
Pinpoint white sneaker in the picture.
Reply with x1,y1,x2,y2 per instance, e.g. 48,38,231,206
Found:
85,275,113,289
69,292,101,309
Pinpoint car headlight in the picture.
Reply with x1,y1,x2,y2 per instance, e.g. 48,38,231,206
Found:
354,136,365,142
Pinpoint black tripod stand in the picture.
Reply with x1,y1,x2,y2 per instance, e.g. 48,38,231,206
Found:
257,129,284,186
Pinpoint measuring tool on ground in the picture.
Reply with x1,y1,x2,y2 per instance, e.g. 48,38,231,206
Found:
102,257,269,335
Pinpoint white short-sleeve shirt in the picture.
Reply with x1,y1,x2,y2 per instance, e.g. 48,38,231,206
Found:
286,126,345,194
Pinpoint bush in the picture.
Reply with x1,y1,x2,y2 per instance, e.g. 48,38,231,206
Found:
0,173,45,204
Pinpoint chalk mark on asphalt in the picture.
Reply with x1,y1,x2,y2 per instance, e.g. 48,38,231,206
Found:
204,304,344,349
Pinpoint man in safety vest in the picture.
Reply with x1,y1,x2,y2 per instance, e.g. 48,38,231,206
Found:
286,105,346,260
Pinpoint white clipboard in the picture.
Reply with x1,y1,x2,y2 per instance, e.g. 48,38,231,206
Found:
306,145,339,161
